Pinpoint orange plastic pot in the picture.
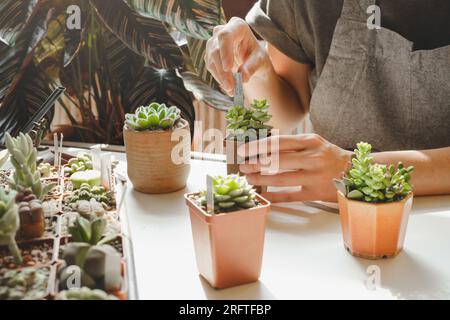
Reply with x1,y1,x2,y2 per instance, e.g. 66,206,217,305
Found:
185,192,271,289
337,191,413,259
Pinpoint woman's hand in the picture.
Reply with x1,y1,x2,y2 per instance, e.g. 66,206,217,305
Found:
238,134,353,202
204,17,272,96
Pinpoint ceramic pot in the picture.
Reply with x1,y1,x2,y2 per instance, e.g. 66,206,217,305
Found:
185,192,271,289
123,119,191,194
337,191,413,259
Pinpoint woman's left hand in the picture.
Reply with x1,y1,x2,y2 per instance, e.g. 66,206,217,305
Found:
238,134,353,203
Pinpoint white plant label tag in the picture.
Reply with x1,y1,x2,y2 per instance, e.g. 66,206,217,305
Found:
206,175,214,215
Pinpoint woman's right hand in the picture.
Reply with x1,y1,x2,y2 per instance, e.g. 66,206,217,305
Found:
205,17,272,96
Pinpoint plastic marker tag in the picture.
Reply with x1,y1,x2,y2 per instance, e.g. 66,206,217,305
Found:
206,175,214,215
233,73,244,108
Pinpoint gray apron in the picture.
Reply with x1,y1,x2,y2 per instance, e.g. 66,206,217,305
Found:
309,0,450,151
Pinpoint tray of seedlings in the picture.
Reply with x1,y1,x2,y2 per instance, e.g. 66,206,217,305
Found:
0,133,136,300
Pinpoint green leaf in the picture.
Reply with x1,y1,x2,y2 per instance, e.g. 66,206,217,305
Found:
347,189,364,199
91,0,184,69
126,0,222,40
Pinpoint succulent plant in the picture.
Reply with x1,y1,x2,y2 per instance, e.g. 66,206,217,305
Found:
69,216,117,246
16,188,45,239
64,153,93,177
0,267,49,300
225,99,273,142
197,175,257,213
5,133,55,199
59,243,122,292
125,102,181,131
65,183,115,209
0,149,9,169
0,188,22,264
56,287,118,300
37,163,52,178
70,170,102,189
73,199,106,220
334,142,414,203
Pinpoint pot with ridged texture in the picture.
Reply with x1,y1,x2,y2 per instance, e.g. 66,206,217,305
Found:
123,119,191,194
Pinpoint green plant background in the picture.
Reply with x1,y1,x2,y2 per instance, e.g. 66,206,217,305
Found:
0,0,234,145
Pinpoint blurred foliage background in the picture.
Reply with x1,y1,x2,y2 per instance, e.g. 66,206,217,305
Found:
0,0,259,145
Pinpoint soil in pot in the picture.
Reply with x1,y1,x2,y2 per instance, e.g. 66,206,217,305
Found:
337,191,413,260
0,239,55,271
123,119,191,194
0,170,11,187
0,266,52,300
185,192,271,289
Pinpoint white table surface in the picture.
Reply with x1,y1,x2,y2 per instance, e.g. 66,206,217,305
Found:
116,158,450,300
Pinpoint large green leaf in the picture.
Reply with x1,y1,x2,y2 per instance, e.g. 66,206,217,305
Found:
0,64,54,143
185,37,218,89
90,0,183,69
125,0,222,40
0,0,40,46
0,1,55,139
181,71,232,111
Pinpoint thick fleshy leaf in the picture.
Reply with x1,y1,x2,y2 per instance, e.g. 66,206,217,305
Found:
126,0,222,40
90,0,183,69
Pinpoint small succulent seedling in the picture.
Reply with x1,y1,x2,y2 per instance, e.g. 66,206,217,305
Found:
0,188,22,264
73,198,106,220
59,216,121,292
16,187,45,239
334,142,414,203
66,183,115,209
5,133,55,199
56,287,118,300
69,216,117,246
64,153,93,177
197,175,257,213
225,99,273,142
37,163,52,178
125,102,181,131
70,170,101,189
0,267,49,300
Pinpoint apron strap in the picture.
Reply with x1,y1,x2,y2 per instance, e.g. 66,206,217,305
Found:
341,0,377,21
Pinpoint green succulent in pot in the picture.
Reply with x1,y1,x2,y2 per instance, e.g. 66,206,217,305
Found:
226,99,273,142
334,142,414,203
5,133,56,199
0,188,22,264
196,175,257,213
125,103,181,131
59,216,121,292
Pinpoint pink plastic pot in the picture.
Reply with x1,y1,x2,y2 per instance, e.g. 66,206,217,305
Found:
185,193,271,289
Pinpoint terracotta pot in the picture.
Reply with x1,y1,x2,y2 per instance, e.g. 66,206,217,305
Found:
185,192,271,289
224,138,267,194
123,119,191,194
337,191,413,259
